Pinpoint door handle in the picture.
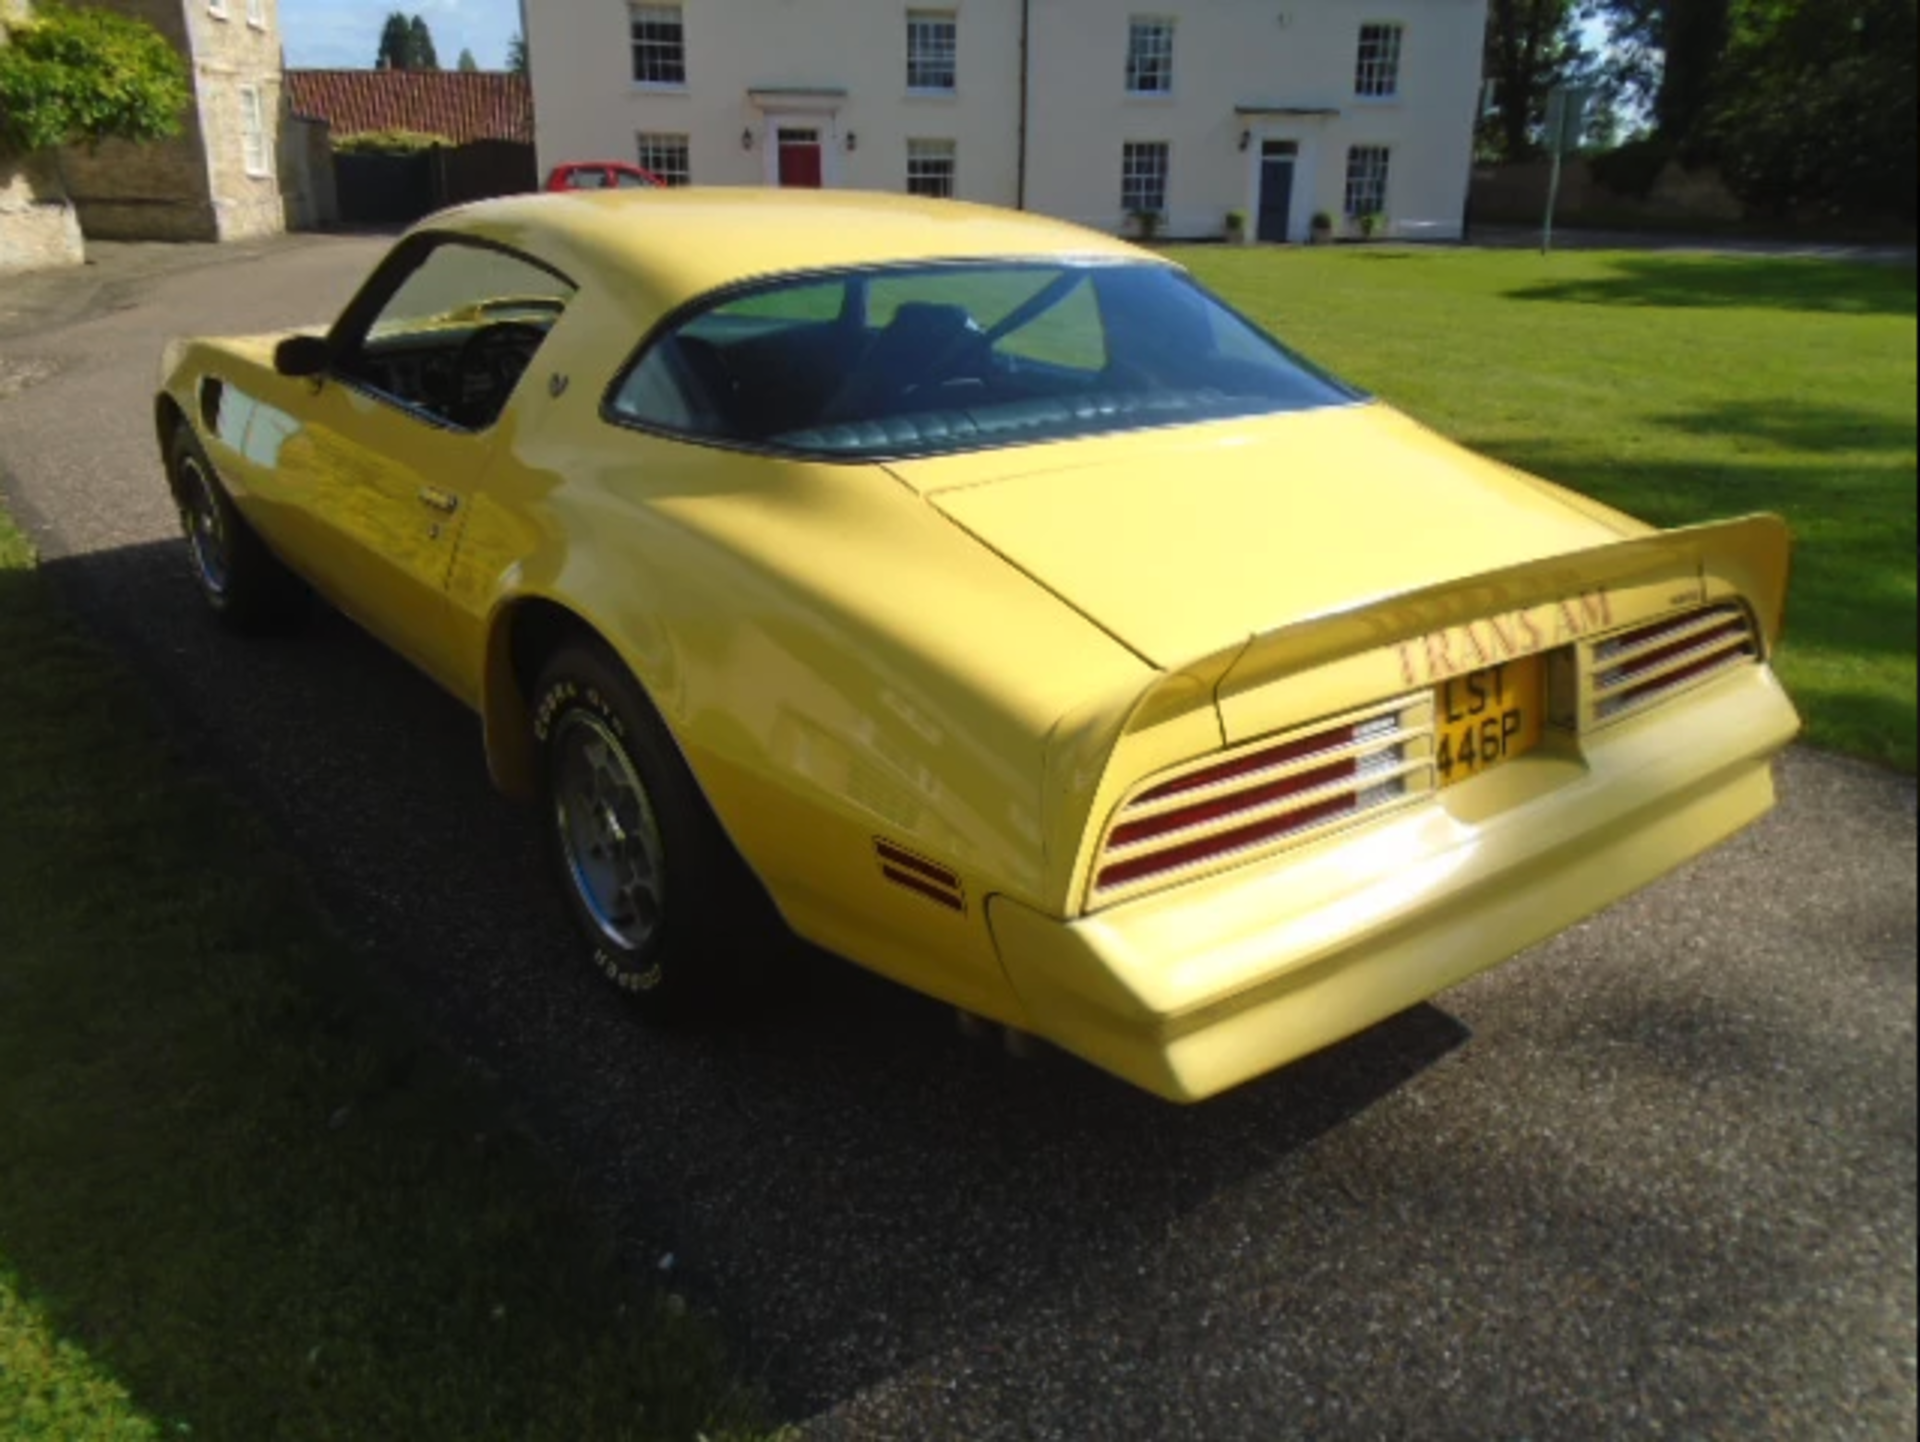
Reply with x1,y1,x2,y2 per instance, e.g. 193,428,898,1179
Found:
418,487,460,515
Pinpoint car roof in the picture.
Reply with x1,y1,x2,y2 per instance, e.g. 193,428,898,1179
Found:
422,187,1156,309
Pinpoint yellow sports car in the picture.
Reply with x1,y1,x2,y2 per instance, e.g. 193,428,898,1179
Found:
154,190,1801,1102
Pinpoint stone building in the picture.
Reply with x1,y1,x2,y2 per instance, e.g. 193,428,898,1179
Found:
0,0,84,273
59,0,288,242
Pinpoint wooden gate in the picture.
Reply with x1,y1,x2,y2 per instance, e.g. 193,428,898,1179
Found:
334,141,538,227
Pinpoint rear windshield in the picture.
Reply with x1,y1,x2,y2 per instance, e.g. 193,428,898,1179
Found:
605,261,1363,460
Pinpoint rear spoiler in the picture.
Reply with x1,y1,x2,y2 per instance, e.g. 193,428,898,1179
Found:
1207,512,1792,745
1041,514,1792,896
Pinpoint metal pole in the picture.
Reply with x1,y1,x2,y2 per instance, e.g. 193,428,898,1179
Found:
1542,142,1562,256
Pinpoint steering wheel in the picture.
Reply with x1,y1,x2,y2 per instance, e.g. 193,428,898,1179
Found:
449,321,548,429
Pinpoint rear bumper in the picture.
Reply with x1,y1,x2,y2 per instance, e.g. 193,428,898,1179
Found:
988,666,1802,1102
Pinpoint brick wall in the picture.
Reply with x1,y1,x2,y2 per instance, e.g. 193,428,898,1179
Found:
0,0,85,272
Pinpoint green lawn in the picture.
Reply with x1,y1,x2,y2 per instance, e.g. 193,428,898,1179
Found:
1173,246,1919,773
0,519,773,1437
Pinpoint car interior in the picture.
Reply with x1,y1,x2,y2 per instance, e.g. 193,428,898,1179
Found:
345,302,562,432
329,239,577,433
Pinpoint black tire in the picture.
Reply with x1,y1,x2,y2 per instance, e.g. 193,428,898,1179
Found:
167,426,309,635
532,640,773,1023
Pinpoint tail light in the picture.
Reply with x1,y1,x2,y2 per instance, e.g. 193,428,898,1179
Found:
1090,697,1430,906
1584,604,1760,726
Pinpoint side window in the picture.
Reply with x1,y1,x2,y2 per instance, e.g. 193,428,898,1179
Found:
340,240,576,431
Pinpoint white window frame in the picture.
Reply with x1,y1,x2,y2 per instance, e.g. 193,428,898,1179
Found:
246,0,266,28
1125,18,1176,96
1121,141,1170,218
636,132,692,186
906,10,958,94
630,4,688,89
208,0,230,19
239,85,272,179
906,139,957,198
1344,145,1391,218
1355,23,1405,100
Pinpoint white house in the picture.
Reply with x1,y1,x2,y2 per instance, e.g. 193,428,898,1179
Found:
524,0,1489,242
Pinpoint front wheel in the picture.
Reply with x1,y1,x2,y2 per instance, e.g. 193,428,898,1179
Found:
532,642,773,1022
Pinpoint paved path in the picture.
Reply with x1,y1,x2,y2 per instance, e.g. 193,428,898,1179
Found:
1,239,1914,1440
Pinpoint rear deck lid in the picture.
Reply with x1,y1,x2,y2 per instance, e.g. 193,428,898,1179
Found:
898,405,1632,667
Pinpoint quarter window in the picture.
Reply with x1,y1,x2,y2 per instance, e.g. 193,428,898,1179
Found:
1344,145,1391,218
1126,18,1175,95
637,133,691,185
1121,141,1170,218
907,10,958,92
1355,23,1404,99
630,4,687,87
906,139,957,198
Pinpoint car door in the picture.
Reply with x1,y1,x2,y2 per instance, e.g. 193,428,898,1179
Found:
269,236,577,698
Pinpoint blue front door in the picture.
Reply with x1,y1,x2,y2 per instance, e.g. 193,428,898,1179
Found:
1257,141,1298,242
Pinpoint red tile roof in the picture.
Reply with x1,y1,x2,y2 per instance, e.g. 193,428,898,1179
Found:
286,70,533,146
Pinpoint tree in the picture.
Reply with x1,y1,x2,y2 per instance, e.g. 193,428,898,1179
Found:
506,32,528,76
1707,0,1917,221
0,2,192,156
456,47,478,72
407,15,438,71
1479,0,1587,160
1584,0,1733,142
375,11,411,69
375,11,438,71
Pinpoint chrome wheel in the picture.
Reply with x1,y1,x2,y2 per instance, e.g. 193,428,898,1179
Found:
551,710,667,952
177,456,231,600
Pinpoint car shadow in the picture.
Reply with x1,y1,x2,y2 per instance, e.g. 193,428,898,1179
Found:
22,536,1472,1425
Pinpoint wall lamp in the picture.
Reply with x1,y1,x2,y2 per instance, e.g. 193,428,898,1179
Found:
1238,129,1252,151
845,131,859,153
741,128,756,151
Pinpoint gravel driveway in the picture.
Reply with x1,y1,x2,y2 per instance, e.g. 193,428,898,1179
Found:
1,237,1914,1440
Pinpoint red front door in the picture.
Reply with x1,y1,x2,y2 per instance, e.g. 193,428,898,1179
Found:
777,128,824,188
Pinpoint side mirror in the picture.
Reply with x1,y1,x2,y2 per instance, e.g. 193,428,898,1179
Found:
274,334,333,379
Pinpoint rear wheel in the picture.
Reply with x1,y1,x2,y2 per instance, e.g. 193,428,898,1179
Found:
168,427,308,634
532,641,772,1021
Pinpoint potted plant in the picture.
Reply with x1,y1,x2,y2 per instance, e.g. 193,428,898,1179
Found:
1128,207,1163,242
1309,210,1336,245
1224,208,1248,244
1357,211,1389,241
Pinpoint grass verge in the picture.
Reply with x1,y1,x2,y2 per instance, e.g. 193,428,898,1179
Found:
1176,246,1918,773
0,513,771,1439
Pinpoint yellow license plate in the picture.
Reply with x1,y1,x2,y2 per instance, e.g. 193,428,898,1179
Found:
1436,657,1545,789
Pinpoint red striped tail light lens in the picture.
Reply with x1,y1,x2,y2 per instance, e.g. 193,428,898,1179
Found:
1585,603,1760,725
1090,697,1430,906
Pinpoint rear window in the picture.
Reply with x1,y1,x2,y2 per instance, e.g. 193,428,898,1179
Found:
605,261,1362,459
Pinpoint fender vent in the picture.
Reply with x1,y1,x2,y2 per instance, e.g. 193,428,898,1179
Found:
876,840,965,913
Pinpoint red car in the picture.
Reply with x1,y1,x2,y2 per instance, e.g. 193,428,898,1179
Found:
545,161,665,192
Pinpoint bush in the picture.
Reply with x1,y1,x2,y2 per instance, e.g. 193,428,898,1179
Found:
334,129,450,155
1589,136,1676,200
0,3,191,157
